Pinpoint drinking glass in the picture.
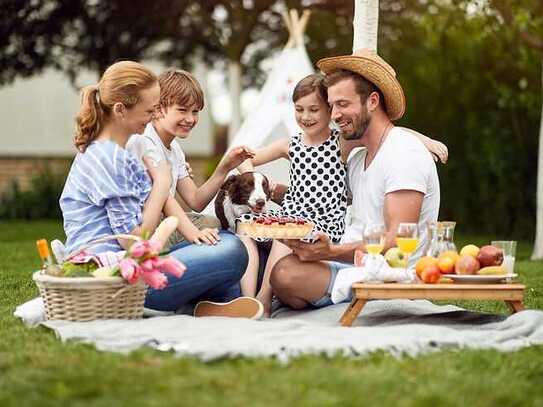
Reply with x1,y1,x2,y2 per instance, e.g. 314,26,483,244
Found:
363,223,386,257
491,240,517,275
396,223,419,266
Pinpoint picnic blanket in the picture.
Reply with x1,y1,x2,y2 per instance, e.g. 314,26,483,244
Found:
14,297,543,361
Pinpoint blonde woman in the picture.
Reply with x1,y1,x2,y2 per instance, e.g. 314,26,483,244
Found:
60,61,263,318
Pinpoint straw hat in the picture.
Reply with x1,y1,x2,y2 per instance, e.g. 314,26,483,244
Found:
317,49,406,121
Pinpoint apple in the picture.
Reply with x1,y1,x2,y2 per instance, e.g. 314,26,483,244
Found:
477,245,504,267
384,247,407,268
455,255,481,275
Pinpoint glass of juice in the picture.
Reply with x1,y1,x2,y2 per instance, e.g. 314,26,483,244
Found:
396,223,419,267
363,223,386,257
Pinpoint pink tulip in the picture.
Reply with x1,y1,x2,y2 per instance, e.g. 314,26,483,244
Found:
119,258,140,284
129,241,146,258
147,239,162,255
157,257,186,279
141,270,168,290
140,258,160,273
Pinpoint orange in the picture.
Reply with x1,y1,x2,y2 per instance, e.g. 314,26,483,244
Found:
421,265,441,283
415,256,438,277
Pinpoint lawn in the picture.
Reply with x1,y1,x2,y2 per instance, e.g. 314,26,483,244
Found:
1,220,542,406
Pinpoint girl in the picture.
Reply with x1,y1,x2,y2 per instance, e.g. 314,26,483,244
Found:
236,73,448,316
60,61,261,318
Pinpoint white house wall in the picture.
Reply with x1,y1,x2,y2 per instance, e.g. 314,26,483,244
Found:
0,61,213,157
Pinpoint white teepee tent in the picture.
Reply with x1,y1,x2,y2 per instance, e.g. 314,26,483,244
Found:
203,10,313,215
226,9,313,186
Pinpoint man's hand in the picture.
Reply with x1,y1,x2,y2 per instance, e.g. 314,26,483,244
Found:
217,146,255,174
280,231,333,262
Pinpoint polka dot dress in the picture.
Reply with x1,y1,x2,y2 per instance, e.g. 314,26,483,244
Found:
237,130,348,242
281,130,348,242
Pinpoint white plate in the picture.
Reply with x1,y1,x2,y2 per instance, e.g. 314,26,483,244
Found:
441,273,518,284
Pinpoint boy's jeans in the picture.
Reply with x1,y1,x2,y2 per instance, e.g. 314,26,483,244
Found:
144,232,247,311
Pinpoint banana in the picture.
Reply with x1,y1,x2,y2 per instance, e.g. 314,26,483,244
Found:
477,266,507,275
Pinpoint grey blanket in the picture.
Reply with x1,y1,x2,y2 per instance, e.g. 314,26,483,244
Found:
18,299,543,361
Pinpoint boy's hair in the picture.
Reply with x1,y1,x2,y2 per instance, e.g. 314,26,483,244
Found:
158,69,204,110
292,73,328,105
323,69,387,113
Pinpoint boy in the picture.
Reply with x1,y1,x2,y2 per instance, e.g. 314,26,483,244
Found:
127,69,253,247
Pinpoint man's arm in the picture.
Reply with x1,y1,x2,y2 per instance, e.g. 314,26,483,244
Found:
383,189,424,250
280,189,424,263
280,232,361,263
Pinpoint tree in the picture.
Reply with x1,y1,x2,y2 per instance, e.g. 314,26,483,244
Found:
486,1,543,258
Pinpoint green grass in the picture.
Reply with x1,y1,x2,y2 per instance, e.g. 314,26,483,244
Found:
1,220,543,406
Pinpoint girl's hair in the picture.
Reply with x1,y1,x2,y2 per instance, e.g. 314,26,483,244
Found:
74,61,158,152
158,69,204,111
292,73,328,105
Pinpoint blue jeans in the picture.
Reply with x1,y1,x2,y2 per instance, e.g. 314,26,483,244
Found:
144,232,248,311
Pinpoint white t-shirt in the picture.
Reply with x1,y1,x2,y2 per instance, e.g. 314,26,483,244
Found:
342,127,440,267
126,123,189,196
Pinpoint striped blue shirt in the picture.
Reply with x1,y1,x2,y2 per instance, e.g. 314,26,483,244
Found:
60,140,151,254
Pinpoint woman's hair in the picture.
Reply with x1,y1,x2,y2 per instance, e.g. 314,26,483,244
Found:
158,69,204,111
292,73,328,105
74,61,157,152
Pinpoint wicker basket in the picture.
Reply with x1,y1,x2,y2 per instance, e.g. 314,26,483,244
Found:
33,234,147,321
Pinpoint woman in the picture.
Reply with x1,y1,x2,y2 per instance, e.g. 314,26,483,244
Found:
60,61,261,318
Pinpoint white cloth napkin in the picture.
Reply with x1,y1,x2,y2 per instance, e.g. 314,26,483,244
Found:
331,255,416,304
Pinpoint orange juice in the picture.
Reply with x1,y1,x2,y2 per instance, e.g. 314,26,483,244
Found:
396,238,418,254
366,244,384,255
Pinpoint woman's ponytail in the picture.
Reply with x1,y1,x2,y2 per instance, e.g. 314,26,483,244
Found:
74,85,103,153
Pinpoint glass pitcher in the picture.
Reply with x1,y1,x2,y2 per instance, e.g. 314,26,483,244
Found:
425,221,457,257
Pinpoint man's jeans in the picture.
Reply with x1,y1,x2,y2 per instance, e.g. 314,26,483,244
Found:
144,232,248,311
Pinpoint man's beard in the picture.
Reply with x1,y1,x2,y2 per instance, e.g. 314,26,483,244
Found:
340,109,371,141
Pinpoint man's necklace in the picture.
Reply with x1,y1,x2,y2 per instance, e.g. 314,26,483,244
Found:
365,122,394,170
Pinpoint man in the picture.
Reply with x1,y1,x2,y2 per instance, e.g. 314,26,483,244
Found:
270,49,440,310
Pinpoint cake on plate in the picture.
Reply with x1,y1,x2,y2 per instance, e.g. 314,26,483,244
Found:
236,215,314,240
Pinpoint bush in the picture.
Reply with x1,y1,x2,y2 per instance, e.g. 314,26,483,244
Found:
0,167,66,219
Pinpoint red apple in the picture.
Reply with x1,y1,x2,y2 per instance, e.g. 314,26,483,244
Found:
455,255,481,275
477,245,504,267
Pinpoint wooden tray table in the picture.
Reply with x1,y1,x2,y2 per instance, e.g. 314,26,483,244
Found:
339,282,525,327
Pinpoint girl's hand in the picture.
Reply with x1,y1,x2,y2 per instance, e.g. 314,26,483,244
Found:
425,139,448,164
217,146,255,173
187,228,221,246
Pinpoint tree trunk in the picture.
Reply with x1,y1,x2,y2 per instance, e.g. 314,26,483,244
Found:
353,0,379,52
532,59,543,259
227,60,242,144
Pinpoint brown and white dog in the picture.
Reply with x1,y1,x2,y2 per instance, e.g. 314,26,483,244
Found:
215,172,271,231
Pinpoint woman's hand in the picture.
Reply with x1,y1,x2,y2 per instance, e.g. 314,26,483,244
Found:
186,227,221,246
217,146,255,174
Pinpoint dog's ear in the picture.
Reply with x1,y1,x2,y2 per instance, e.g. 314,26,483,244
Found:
221,174,237,191
262,174,272,199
